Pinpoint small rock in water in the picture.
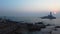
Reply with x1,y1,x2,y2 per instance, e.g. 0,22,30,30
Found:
55,26,60,28
46,24,51,26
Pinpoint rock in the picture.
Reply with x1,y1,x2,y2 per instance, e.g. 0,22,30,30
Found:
55,26,60,28
35,22,44,24
46,24,51,26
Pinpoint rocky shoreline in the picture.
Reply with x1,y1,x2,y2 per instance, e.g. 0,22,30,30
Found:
0,18,46,34
0,18,60,34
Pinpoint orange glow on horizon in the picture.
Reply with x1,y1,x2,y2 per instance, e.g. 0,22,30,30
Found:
53,9,58,14
54,11,56,14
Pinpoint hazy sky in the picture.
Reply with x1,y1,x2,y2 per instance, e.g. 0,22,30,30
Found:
1,0,60,17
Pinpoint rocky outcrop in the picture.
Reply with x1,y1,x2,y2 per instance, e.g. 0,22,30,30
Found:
0,18,46,34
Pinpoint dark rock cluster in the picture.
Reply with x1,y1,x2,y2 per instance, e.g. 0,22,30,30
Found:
0,18,46,34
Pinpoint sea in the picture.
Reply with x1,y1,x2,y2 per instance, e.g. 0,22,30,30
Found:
5,17,60,26
4,17,60,34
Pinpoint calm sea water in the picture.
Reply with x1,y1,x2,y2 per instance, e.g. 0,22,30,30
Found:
6,17,60,26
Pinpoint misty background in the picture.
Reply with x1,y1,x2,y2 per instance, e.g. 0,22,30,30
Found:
1,0,60,17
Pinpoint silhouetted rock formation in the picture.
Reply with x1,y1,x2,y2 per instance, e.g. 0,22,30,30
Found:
0,18,46,34
55,26,60,28
46,24,51,26
40,12,56,19
27,22,46,31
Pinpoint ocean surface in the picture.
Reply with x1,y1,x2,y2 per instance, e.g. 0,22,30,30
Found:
6,17,60,26
6,17,60,34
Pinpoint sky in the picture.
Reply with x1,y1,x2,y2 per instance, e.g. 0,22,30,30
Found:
1,0,60,17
